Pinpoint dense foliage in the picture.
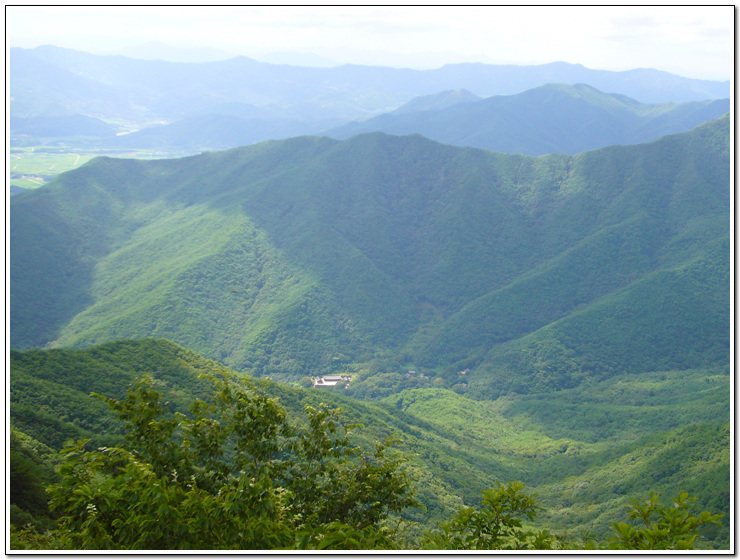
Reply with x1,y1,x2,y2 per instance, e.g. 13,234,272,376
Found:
32,374,417,549
10,373,723,551
8,100,730,551
10,116,730,401
9,341,730,549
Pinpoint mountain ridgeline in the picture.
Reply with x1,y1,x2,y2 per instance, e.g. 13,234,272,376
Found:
326,83,730,155
11,45,729,124
10,114,729,397
70,84,729,155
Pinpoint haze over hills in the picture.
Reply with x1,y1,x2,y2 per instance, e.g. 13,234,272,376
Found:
10,115,729,400
13,82,728,158
326,83,731,155
120,42,340,67
389,89,482,114
104,89,483,152
119,41,235,63
104,114,330,152
10,114,121,145
257,51,340,67
10,45,729,126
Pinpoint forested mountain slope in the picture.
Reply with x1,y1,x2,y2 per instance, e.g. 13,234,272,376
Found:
326,84,730,155
10,339,730,546
10,115,730,398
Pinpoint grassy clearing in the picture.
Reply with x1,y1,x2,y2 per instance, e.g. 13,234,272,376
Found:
10,148,94,180
8,146,191,191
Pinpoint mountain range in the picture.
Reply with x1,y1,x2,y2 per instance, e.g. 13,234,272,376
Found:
8,43,732,549
10,115,120,146
103,114,329,152
327,83,730,155
119,41,235,63
11,45,729,126
10,114,729,400
11,80,729,158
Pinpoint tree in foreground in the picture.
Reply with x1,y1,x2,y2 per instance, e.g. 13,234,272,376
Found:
421,481,557,550
36,374,418,550
601,491,723,550
11,373,723,551
421,482,723,551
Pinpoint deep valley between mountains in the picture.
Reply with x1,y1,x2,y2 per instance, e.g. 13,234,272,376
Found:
10,114,730,547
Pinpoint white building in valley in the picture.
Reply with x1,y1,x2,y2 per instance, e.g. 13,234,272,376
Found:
312,375,351,387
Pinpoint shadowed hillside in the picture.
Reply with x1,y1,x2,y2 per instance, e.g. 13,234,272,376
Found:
10,116,730,399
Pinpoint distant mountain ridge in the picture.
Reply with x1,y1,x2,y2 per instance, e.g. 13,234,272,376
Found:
105,114,329,151
389,89,481,114
10,45,729,125
326,83,730,155
119,41,235,63
17,82,727,157
257,51,340,67
10,115,729,399
10,114,120,143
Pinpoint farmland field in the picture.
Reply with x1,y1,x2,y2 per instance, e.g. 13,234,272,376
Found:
9,146,191,192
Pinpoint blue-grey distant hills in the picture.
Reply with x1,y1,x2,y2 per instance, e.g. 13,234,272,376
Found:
119,41,235,63
107,115,332,151
10,45,729,126
10,114,121,146
325,83,731,155
389,89,482,114
20,82,727,156
98,83,730,155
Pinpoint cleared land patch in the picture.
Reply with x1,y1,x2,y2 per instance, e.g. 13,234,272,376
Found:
8,147,190,192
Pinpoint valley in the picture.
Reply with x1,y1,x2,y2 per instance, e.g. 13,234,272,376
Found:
8,40,731,551
10,340,730,547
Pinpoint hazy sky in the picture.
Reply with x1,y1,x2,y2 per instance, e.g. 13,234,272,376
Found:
7,5,734,80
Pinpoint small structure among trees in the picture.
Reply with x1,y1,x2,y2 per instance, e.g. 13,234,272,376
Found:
312,374,351,387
